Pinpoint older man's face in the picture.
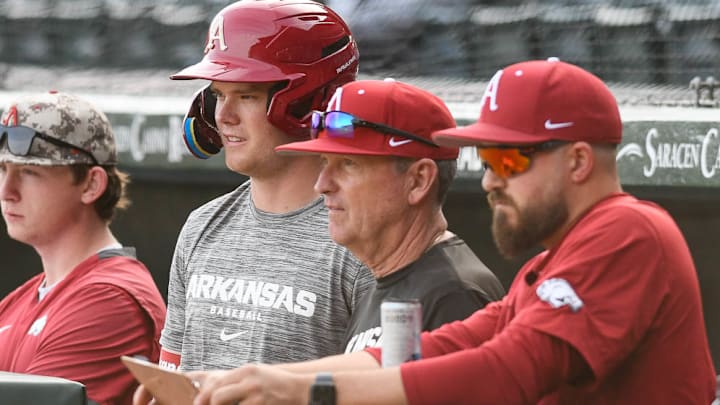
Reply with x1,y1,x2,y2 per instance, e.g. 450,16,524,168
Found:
314,154,412,258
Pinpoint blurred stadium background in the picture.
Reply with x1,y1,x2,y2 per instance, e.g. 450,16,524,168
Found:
0,0,718,373
0,0,718,84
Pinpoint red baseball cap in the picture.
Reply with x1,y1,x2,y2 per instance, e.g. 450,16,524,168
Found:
275,79,458,160
432,58,622,147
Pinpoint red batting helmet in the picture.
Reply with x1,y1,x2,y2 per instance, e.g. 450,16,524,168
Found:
172,0,359,158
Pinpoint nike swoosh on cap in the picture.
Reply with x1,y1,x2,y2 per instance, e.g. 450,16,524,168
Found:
0,325,11,334
219,328,248,342
544,119,574,130
389,137,414,147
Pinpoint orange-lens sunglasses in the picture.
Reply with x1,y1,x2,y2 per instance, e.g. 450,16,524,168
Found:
477,140,568,179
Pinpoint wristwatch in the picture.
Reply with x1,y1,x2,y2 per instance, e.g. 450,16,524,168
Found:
309,372,336,405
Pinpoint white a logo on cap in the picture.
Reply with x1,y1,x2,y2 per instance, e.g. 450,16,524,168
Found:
2,105,17,126
205,15,228,52
480,69,503,113
327,87,344,112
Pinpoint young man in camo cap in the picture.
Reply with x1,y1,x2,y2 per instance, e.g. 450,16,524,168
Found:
0,91,166,405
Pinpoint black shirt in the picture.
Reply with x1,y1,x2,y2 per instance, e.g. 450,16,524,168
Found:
343,236,504,353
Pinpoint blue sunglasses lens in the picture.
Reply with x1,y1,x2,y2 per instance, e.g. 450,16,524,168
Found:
311,111,355,139
308,111,437,148
310,111,323,138
323,112,354,138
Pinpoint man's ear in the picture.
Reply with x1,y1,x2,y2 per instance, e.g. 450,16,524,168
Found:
407,158,438,206
80,166,108,205
568,142,594,184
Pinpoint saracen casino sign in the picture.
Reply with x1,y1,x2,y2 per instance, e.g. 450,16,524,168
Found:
0,92,718,189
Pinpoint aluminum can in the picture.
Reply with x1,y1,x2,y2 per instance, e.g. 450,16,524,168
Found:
381,298,422,367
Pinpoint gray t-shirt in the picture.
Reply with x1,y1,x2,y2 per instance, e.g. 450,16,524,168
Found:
160,181,373,370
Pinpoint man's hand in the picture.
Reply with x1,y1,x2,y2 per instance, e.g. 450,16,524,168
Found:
190,364,313,405
132,384,156,405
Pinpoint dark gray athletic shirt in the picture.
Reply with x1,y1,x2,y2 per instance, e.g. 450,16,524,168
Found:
344,236,504,353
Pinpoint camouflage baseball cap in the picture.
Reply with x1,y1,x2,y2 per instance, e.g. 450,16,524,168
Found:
0,91,117,166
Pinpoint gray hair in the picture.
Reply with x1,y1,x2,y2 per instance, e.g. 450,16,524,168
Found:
393,157,456,205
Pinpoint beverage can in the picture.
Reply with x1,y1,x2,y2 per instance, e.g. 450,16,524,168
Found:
381,298,422,367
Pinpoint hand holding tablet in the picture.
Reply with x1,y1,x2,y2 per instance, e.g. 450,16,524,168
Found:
121,356,198,405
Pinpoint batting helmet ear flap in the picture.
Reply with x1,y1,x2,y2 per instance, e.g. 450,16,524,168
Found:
182,85,222,159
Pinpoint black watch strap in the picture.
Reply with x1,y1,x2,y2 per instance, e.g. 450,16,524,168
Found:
309,372,336,405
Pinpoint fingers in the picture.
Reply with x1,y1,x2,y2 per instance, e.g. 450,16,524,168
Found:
191,372,216,405
205,367,256,392
132,384,154,405
192,367,254,405
193,364,266,405
186,370,209,386
208,383,249,405
194,384,245,405
187,370,209,393
193,383,212,405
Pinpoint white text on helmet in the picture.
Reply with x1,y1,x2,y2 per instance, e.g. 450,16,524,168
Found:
335,53,357,75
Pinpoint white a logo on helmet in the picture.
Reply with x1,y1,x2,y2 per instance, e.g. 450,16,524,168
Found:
536,278,584,312
205,15,228,53
326,87,344,112
480,69,503,114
